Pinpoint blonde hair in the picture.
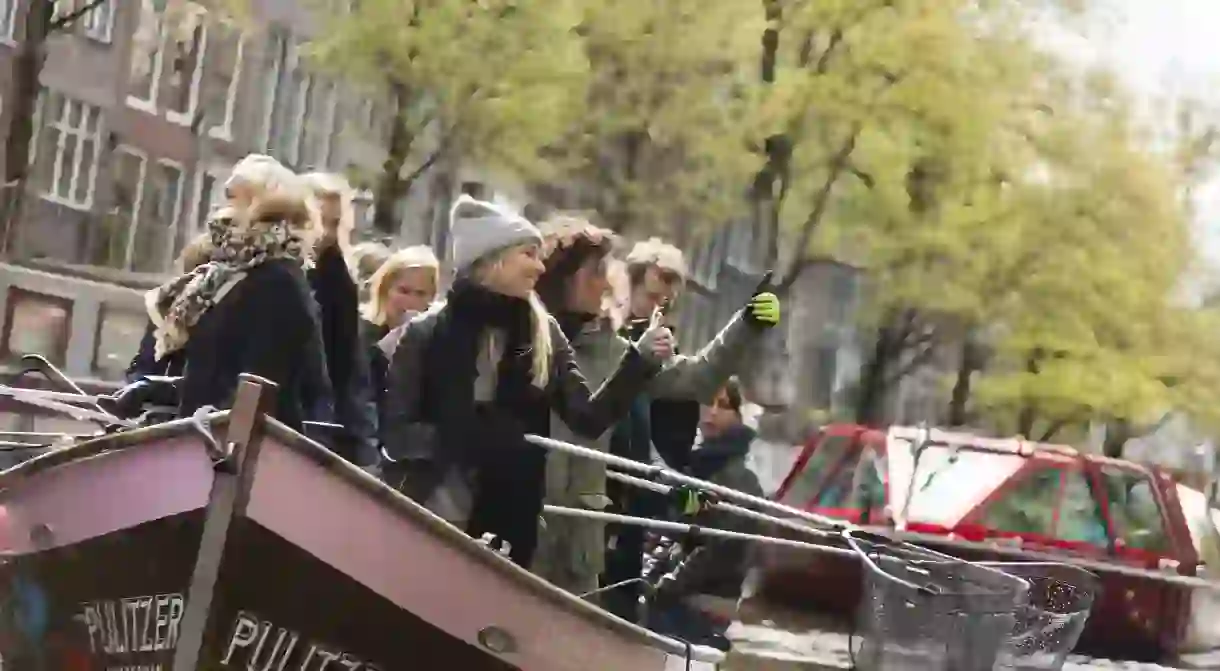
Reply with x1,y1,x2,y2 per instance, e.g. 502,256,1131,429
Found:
175,232,213,272
303,171,356,253
470,246,553,389
361,245,440,326
625,237,687,284
220,154,319,256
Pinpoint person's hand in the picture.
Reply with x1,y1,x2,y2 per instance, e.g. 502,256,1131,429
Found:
744,290,780,328
635,307,675,363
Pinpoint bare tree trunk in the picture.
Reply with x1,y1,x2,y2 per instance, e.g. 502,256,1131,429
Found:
1015,349,1043,437
372,83,415,236
947,335,985,426
1102,418,1132,459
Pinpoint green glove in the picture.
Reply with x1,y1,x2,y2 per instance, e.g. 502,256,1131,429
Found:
746,291,780,327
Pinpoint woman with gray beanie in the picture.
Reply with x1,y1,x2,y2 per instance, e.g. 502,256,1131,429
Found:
380,196,674,567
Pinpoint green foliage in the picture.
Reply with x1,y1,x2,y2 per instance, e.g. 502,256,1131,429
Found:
547,0,765,236
304,0,589,184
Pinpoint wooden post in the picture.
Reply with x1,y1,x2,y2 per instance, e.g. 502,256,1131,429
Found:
171,372,277,671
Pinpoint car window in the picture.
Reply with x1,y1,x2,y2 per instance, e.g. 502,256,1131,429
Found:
780,434,852,506
1056,468,1110,546
977,467,1061,537
1101,466,1170,554
817,447,886,511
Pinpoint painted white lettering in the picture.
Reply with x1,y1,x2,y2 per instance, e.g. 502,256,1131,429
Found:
166,594,184,651
219,612,380,671
314,648,339,671
221,613,260,666
139,596,155,652
153,595,169,651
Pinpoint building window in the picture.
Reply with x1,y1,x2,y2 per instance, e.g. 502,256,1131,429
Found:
128,0,215,127
34,92,102,210
261,28,319,167
105,148,184,272
132,161,185,272
128,0,165,106
0,0,17,41
55,0,116,42
298,78,338,170
188,164,227,237
2,288,73,367
92,305,146,380
163,14,205,122
202,21,243,139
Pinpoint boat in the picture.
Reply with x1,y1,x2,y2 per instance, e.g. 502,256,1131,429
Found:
757,423,1220,666
0,373,725,670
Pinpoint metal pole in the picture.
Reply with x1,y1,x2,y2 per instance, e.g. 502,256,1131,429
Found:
541,505,855,559
0,386,105,405
525,434,844,529
605,470,840,543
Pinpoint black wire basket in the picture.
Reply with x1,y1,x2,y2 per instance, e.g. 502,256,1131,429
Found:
981,562,1099,671
845,529,1032,671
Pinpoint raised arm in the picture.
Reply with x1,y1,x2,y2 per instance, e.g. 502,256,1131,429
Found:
549,319,660,439
647,310,761,402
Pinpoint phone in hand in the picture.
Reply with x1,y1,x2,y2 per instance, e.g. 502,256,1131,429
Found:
754,270,775,295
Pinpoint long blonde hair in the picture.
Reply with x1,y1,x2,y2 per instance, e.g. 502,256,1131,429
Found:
470,247,553,389
361,245,440,327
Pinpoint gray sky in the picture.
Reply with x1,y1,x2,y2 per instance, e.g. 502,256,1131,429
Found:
1049,0,1220,263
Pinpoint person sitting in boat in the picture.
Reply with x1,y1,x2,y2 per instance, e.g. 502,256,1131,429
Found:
303,172,379,470
530,217,770,597
145,154,334,430
360,245,440,436
124,232,214,383
647,377,764,648
379,195,673,568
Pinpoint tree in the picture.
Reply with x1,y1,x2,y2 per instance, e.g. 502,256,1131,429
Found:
540,0,763,238
962,70,1203,443
304,0,589,234
751,0,1069,424
0,0,114,254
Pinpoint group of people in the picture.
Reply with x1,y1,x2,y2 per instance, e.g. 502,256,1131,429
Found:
120,153,782,643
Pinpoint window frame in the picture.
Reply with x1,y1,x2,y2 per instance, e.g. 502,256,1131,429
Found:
39,93,103,211
55,0,116,43
0,0,18,43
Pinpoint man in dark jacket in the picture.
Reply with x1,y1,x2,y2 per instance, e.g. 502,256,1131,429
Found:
647,377,764,647
305,173,379,471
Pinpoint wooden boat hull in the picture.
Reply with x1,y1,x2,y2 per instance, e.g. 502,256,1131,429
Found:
0,377,721,670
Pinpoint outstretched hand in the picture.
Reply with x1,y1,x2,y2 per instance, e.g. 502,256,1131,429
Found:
636,306,675,362
745,291,780,328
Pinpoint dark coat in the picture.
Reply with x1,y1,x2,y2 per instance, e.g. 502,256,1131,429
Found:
380,299,659,567
308,245,379,466
125,322,186,382
359,319,390,437
661,424,764,600
178,258,334,430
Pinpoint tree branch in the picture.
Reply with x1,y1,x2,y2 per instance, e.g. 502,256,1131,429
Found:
885,335,938,385
774,124,861,294
51,0,108,32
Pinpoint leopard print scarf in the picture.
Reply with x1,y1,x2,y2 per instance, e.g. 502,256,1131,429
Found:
146,215,310,360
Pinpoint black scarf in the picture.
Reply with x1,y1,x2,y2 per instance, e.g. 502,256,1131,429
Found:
687,424,756,481
425,281,538,469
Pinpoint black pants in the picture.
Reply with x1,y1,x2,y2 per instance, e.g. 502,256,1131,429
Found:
601,488,669,622
466,446,546,567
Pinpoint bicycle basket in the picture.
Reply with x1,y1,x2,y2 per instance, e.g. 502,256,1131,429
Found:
981,562,1099,671
845,530,1031,671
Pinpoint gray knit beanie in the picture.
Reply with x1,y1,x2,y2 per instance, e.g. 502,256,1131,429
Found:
449,195,543,274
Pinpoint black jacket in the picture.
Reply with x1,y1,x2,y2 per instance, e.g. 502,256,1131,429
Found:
360,320,390,439
381,300,660,567
125,322,186,383
308,245,379,466
660,425,764,600
179,258,334,429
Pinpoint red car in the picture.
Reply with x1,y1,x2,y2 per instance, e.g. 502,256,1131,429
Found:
759,423,1220,664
